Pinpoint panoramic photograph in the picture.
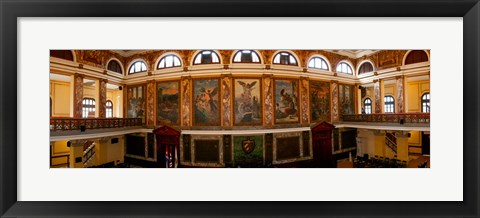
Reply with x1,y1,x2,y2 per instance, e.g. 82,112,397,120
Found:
49,49,430,168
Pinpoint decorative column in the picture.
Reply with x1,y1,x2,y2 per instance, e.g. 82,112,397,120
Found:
180,76,192,128
373,130,386,157
355,83,361,114
395,76,406,113
395,131,409,161
263,75,274,127
98,79,107,118
146,80,156,127
331,80,339,122
72,74,84,118
221,75,232,128
300,77,310,126
373,79,382,113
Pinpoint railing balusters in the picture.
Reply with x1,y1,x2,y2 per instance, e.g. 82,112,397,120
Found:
342,113,429,124
50,117,143,131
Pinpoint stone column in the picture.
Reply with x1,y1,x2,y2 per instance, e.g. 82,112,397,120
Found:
373,130,386,157
180,76,192,128
395,76,406,113
373,79,382,114
263,75,274,127
395,131,409,161
98,79,107,118
300,77,310,126
146,80,156,127
221,75,232,128
72,74,84,118
331,80,339,122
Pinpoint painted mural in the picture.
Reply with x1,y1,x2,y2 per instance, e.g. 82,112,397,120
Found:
127,85,146,123
338,84,354,116
233,135,263,167
234,78,262,125
193,79,220,125
310,80,331,122
274,79,299,124
157,81,180,125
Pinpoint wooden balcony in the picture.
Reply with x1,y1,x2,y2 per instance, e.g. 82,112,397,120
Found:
50,117,143,131
342,113,430,124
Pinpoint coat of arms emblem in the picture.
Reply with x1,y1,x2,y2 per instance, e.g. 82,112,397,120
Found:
242,137,255,154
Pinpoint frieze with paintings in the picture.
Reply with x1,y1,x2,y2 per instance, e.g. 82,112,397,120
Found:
233,136,263,167
127,85,146,124
233,78,262,125
274,79,300,124
193,79,220,125
310,80,331,123
338,84,354,117
157,81,180,125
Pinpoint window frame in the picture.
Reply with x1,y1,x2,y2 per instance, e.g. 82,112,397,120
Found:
336,62,354,74
157,54,182,69
421,92,430,113
82,97,96,118
106,100,113,118
384,95,395,113
193,50,221,65
272,51,298,66
128,60,148,74
364,98,372,114
232,50,261,63
308,57,329,70
107,60,123,74
358,62,374,75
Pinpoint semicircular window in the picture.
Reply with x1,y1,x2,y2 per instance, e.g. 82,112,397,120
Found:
107,60,123,74
232,50,261,63
308,57,329,70
336,62,353,74
273,52,297,66
193,50,220,65
158,54,182,69
128,61,147,74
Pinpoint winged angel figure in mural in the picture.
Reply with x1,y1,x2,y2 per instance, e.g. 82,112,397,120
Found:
237,81,260,122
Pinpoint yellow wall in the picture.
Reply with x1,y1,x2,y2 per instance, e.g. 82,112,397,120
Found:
83,85,96,99
95,136,125,166
384,84,396,97
51,140,70,166
408,131,422,154
406,80,430,112
107,89,123,118
50,80,71,117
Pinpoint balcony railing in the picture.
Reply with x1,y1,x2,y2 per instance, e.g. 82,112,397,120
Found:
342,113,430,124
50,117,143,131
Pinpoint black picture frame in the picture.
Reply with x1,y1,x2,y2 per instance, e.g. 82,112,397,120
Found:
1,0,478,217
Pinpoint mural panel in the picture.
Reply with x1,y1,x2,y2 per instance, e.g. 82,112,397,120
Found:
310,80,331,123
157,81,180,125
339,84,354,117
233,135,263,167
127,85,146,123
193,79,220,126
274,79,299,124
233,78,262,125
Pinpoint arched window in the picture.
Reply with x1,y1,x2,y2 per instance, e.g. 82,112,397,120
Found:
82,98,96,118
233,50,261,63
336,62,353,74
405,50,429,65
364,98,372,114
158,54,182,69
421,93,430,113
308,57,329,70
384,96,395,113
106,100,113,118
193,50,220,64
358,62,374,74
128,61,147,74
273,52,297,66
50,50,74,61
107,60,123,74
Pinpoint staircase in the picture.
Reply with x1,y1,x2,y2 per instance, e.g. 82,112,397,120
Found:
385,132,397,155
